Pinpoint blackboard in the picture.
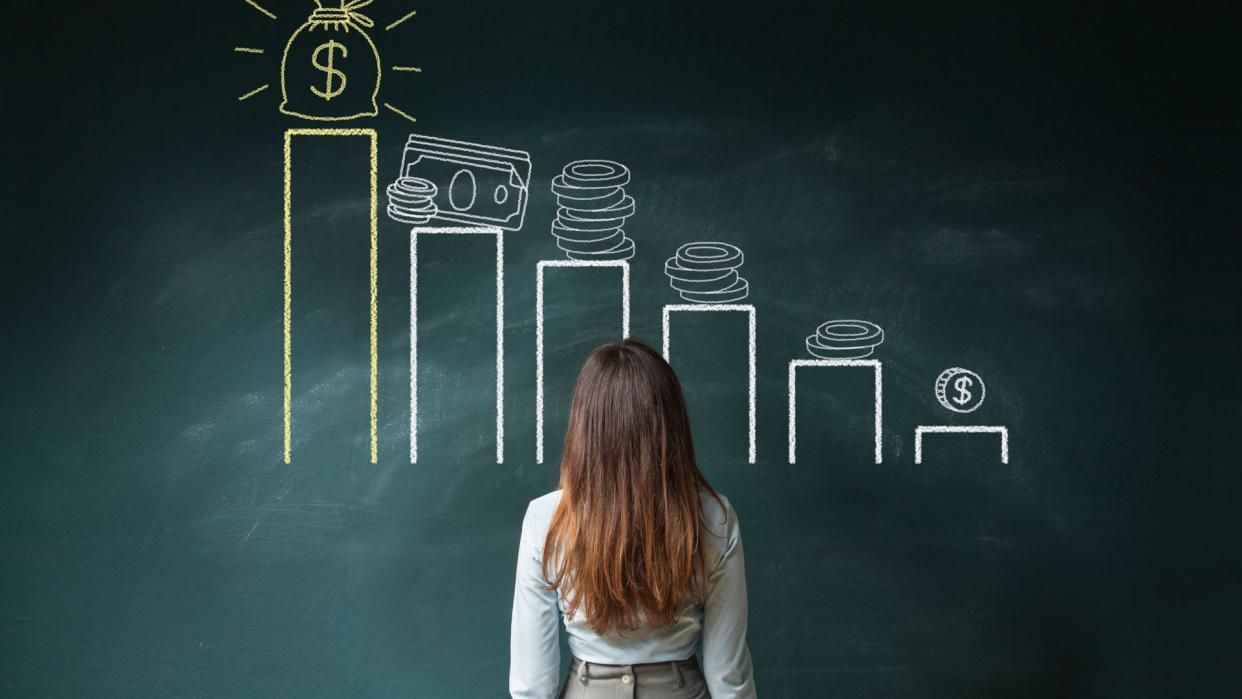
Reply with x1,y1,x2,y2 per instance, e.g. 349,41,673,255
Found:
3,1,1239,696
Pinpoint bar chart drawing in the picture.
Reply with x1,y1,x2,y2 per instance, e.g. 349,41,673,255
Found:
914,426,1010,464
662,304,757,463
535,260,631,464
788,359,884,464
409,226,505,464
282,128,379,465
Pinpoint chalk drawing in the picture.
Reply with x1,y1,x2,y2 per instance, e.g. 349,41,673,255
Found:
662,304,757,463
279,1,382,121
244,0,277,21
664,242,750,303
239,0,422,121
805,319,884,360
409,226,505,464
282,128,378,464
788,359,883,464
399,135,531,231
535,261,631,464
383,103,419,124
386,177,439,224
397,135,529,464
914,426,1009,464
550,160,637,261
238,84,271,102
934,367,986,413
385,9,418,31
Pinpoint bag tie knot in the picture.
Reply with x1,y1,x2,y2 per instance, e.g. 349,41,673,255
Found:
309,0,375,30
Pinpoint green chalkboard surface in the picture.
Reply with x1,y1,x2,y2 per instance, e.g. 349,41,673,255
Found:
3,1,1239,696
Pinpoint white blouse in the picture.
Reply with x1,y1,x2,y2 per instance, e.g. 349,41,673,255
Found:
509,488,757,698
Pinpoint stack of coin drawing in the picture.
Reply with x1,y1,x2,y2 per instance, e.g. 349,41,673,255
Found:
663,242,750,303
386,176,439,224
805,319,885,359
550,160,637,261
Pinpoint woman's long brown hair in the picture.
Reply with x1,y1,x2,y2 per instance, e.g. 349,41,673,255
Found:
542,340,724,634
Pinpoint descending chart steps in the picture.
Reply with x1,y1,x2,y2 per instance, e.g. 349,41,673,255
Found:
275,124,1016,470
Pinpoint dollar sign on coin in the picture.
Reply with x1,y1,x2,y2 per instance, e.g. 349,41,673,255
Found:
310,40,348,101
953,376,974,405
935,368,986,413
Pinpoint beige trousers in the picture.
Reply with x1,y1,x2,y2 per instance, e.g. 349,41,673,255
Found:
559,656,709,698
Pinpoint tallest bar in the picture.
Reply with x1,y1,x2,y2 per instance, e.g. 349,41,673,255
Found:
282,128,379,464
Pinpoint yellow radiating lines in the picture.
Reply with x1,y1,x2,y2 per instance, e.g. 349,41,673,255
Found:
385,9,417,31
283,129,380,465
238,84,270,101
234,47,264,54
244,0,276,20
391,66,423,72
383,102,418,123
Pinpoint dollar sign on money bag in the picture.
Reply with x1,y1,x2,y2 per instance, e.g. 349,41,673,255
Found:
953,376,973,405
279,1,381,121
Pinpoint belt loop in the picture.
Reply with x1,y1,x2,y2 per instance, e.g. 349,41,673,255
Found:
578,659,589,685
671,660,684,688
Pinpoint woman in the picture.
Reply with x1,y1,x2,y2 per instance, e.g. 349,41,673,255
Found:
510,340,757,698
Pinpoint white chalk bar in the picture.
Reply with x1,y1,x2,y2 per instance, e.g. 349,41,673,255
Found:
787,359,883,464
914,425,1010,464
662,304,756,463
409,226,505,464
536,260,631,464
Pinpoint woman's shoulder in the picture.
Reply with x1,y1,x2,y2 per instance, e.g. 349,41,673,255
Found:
529,488,563,510
522,489,563,530
698,487,740,545
519,490,562,556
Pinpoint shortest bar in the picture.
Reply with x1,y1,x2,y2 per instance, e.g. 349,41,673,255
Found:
914,425,1010,464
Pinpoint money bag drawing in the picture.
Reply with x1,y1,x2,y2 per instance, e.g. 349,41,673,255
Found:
279,0,382,121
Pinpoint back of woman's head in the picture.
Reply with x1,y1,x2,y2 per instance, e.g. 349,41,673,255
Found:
542,339,722,634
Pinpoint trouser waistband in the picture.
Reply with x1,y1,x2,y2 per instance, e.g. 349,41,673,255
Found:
569,655,698,687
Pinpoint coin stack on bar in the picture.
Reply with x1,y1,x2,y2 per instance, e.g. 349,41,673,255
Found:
805,319,885,359
550,160,637,261
663,242,751,303
386,176,439,225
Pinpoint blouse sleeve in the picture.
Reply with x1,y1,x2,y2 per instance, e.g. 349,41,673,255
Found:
509,500,562,699
701,499,758,698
